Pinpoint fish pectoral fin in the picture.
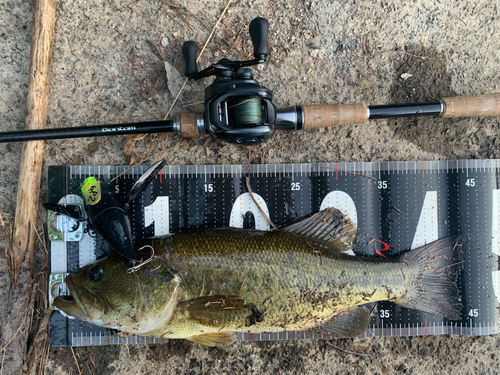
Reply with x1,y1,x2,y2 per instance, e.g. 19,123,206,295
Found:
187,332,237,347
283,207,356,254
179,295,251,327
312,306,371,337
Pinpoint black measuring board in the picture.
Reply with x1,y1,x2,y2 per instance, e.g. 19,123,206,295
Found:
47,160,500,346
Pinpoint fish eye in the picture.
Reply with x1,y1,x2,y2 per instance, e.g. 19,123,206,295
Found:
89,265,103,281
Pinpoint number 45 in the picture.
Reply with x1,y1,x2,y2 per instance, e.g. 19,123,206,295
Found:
465,179,476,187
468,309,479,318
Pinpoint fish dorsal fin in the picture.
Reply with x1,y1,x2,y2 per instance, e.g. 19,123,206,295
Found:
284,207,357,254
311,306,371,337
179,295,251,327
187,332,237,347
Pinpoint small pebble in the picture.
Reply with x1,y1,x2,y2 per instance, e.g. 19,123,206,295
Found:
419,347,430,356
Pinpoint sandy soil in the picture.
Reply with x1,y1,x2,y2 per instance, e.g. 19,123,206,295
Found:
1,0,499,373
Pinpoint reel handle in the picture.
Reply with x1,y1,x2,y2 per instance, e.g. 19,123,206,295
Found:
182,41,199,78
249,17,269,61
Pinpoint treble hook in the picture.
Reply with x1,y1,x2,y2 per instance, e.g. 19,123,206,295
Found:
127,245,155,273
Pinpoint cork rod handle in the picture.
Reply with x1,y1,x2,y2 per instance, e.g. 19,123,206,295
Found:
442,92,500,118
179,112,200,138
302,104,369,130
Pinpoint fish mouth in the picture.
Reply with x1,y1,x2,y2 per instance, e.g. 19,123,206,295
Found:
53,293,89,320
57,295,76,303
53,277,105,321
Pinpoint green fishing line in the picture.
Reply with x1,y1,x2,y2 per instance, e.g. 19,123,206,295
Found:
232,98,263,125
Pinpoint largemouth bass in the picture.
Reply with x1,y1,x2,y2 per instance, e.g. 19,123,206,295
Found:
54,208,461,346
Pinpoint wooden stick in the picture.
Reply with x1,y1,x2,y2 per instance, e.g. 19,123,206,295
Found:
11,0,56,284
1,1,56,374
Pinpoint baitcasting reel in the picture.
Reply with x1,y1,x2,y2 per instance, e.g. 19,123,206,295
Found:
180,17,276,145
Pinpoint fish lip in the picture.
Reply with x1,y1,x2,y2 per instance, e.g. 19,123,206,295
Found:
54,276,105,320
53,277,86,318
57,295,76,303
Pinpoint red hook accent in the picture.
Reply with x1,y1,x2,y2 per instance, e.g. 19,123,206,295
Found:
373,239,390,258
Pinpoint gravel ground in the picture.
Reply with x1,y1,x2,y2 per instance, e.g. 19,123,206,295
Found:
1,0,499,373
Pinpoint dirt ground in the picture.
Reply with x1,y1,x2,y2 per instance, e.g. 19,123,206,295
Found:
1,0,499,373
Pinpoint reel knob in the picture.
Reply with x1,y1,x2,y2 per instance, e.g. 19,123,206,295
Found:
249,17,269,61
182,41,199,78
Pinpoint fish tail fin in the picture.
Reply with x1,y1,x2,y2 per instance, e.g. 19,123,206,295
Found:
398,236,462,320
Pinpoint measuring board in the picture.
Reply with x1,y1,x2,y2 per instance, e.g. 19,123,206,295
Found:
47,160,500,347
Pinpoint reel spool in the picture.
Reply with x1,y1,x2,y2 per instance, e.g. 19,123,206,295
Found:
230,98,264,126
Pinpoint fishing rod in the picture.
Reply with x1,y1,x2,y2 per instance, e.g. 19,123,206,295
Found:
1,17,499,146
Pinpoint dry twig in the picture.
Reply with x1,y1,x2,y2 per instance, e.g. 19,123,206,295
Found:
163,0,234,119
319,165,376,180
71,348,82,375
245,177,276,229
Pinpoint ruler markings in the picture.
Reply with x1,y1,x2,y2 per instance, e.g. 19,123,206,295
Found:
50,160,500,346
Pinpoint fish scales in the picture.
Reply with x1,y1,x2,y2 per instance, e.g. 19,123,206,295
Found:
147,229,408,336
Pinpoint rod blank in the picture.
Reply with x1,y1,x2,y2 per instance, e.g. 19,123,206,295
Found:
0,121,174,143
368,103,442,119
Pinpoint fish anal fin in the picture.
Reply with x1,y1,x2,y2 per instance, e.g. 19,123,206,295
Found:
284,207,356,254
187,332,237,347
311,306,371,337
179,295,250,327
